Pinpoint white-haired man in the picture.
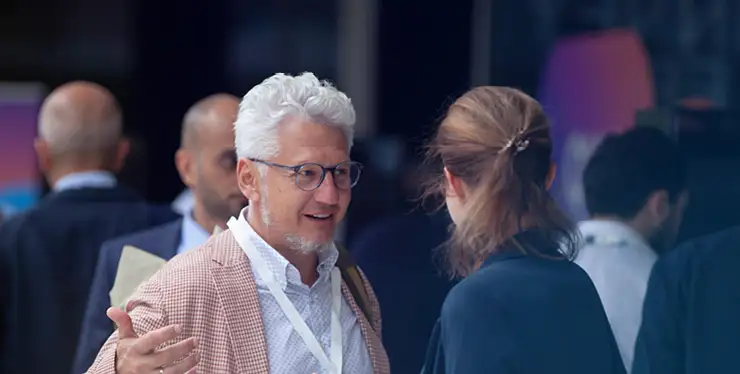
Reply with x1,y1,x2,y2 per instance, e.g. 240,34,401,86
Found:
86,73,390,374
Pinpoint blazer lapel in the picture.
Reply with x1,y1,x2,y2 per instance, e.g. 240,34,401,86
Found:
341,282,390,374
210,231,270,373
158,219,183,260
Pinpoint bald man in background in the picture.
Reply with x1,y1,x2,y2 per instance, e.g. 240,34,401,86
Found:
0,81,179,374
72,94,246,373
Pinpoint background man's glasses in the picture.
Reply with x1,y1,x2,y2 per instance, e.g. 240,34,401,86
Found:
249,159,363,191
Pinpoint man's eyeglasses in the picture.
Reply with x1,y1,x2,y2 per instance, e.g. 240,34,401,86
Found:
249,159,363,191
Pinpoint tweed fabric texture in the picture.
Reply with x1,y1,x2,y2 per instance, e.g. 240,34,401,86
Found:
86,230,390,374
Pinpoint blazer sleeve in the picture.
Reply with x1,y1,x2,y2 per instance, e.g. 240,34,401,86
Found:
73,242,121,374
358,267,383,339
85,276,169,374
631,255,685,374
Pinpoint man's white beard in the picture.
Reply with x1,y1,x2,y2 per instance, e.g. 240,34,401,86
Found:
286,234,328,254
259,187,330,253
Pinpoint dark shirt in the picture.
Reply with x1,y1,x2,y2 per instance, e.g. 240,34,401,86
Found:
422,229,626,374
351,211,455,373
632,225,740,374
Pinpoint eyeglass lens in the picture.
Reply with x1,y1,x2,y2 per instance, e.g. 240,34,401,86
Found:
295,162,361,190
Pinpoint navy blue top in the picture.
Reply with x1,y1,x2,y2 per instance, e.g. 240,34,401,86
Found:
351,211,456,373
422,229,626,374
632,225,740,374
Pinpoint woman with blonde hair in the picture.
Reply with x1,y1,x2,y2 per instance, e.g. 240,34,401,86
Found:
421,87,626,373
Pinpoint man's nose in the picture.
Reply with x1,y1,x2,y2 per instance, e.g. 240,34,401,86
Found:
313,173,340,205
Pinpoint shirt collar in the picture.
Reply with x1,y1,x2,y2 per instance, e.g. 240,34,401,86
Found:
237,207,339,290
578,219,651,249
53,171,116,192
179,212,211,254
172,189,195,215
480,228,565,269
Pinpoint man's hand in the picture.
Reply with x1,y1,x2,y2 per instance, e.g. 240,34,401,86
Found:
108,307,200,374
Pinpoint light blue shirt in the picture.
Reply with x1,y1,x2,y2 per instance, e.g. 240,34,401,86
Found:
176,212,210,255
53,171,117,192
575,220,657,373
171,189,194,216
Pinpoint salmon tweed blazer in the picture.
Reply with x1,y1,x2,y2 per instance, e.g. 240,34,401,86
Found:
86,230,390,374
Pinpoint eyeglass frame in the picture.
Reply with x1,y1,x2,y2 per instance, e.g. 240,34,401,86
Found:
248,158,363,191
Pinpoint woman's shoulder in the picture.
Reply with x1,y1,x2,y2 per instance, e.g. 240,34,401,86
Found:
438,269,506,321
442,255,595,315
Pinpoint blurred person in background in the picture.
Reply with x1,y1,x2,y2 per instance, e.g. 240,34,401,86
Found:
421,87,625,374
632,225,740,374
632,124,740,374
87,73,389,374
575,126,687,372
0,81,179,374
351,153,455,373
73,93,246,373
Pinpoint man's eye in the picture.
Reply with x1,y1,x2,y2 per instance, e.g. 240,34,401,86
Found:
222,157,236,169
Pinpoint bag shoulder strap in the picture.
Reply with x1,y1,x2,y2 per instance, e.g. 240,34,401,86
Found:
334,242,373,325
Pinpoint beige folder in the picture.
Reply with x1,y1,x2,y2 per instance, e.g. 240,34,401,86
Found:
108,226,224,308
109,245,167,309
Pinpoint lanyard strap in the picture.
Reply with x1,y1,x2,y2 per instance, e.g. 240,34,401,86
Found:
227,217,343,373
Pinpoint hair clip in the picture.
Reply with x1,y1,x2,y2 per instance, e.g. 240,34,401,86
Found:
514,139,530,154
498,137,530,155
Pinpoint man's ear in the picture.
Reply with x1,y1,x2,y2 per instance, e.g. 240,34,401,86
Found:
33,138,51,173
237,158,260,201
444,167,466,200
644,190,671,224
111,138,131,172
175,148,195,187
546,161,557,190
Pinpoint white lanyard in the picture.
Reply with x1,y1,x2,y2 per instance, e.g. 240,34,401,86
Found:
227,216,343,374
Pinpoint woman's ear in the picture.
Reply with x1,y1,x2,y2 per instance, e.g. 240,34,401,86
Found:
444,167,466,200
546,161,557,190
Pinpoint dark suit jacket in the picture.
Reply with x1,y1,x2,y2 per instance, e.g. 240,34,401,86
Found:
422,229,626,374
351,211,456,374
632,225,740,374
72,219,181,373
0,187,179,374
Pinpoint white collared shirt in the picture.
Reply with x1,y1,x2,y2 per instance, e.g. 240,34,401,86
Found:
238,215,373,374
575,220,658,372
176,212,211,255
53,171,116,192
171,188,194,216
